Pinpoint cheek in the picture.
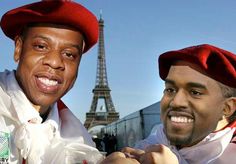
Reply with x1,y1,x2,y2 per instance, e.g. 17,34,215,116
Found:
17,59,33,79
64,64,79,84
160,96,169,119
19,52,41,69
160,95,170,109
204,108,223,121
193,101,224,131
195,100,224,118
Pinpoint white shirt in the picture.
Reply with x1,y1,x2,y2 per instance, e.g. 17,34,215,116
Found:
0,70,103,164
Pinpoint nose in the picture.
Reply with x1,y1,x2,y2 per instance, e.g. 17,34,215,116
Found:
169,89,188,108
42,51,65,70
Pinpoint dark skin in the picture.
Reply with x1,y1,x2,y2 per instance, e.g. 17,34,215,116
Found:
101,64,236,164
14,24,84,118
100,145,178,164
161,65,232,148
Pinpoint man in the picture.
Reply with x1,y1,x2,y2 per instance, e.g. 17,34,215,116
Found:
101,44,236,164
0,1,103,163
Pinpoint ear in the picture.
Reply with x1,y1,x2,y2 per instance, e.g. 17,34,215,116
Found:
14,36,23,63
223,97,236,119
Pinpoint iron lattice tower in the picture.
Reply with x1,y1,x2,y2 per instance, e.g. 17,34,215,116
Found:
84,16,119,129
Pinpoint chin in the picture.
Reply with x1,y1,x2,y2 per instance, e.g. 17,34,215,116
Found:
167,134,192,147
30,96,58,107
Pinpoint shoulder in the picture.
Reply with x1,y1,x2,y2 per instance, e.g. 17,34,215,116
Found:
0,70,10,90
212,142,236,164
134,124,164,149
0,70,13,115
56,100,95,147
0,70,16,94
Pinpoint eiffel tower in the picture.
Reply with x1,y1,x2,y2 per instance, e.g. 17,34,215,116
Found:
84,15,119,130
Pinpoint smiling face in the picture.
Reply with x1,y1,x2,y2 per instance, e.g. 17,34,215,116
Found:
14,24,84,111
160,65,229,148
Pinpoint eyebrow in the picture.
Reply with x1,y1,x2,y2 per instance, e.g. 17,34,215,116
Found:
165,78,207,89
65,43,82,53
165,79,175,85
32,34,50,41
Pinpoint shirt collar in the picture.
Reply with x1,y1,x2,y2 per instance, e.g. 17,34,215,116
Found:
44,103,60,132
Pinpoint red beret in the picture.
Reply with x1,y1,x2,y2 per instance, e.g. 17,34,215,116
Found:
158,44,236,88
0,1,98,53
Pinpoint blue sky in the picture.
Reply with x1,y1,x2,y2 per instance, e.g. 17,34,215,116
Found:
0,0,236,123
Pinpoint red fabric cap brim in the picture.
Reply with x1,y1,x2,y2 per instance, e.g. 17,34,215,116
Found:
158,44,236,88
0,1,99,53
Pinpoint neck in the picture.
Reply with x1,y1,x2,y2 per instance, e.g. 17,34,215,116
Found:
215,118,229,131
40,109,51,122
215,119,236,135
32,104,51,122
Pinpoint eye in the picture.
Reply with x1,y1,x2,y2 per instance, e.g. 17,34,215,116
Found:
62,50,79,60
190,89,203,96
163,87,176,95
33,43,48,51
65,52,73,58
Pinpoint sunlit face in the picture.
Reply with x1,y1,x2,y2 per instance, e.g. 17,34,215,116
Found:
160,65,227,148
14,24,84,109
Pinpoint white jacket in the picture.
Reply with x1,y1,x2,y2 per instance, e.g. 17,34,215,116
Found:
0,70,103,164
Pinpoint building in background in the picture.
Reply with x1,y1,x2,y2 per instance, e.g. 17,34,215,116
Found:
102,101,161,150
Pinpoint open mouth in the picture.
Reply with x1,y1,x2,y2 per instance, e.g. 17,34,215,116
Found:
38,77,58,86
170,116,193,123
168,110,194,125
165,110,195,136
35,75,62,94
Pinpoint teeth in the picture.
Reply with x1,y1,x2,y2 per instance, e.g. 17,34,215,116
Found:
171,116,193,123
38,77,58,86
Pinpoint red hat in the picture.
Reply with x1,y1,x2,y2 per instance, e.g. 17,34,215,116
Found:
158,44,236,88
0,0,98,53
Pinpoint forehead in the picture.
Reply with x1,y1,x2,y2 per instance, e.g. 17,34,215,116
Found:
22,23,85,48
22,23,84,39
167,65,221,90
27,23,78,31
